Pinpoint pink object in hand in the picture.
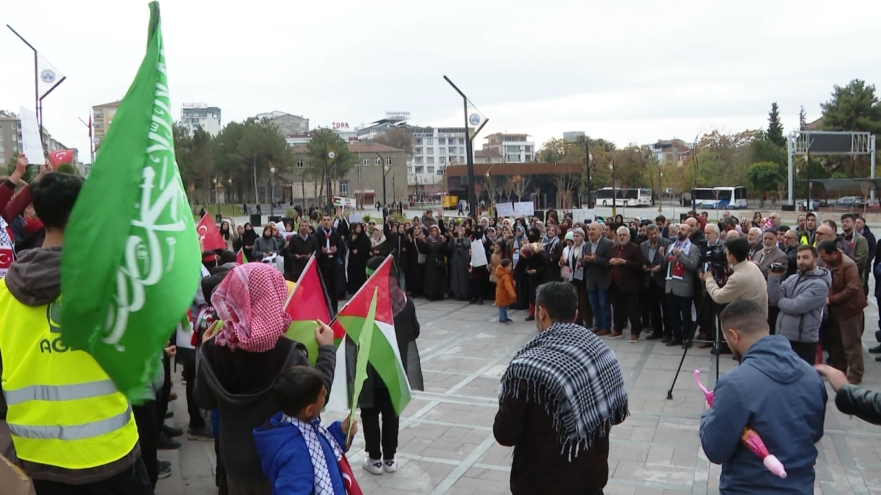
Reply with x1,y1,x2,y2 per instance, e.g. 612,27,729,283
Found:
694,370,787,479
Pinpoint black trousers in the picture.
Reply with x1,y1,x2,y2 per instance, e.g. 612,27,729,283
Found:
668,294,693,342
361,387,399,461
611,287,641,335
319,262,338,313
790,340,817,365
182,363,205,429
767,307,780,336
570,279,593,328
155,356,171,432
32,456,154,495
133,402,159,488
646,282,669,337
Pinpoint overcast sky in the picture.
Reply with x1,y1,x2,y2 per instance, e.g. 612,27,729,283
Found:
2,0,880,161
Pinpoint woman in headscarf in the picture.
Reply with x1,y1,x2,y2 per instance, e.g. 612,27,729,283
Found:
220,220,239,251
512,226,530,310
240,223,259,262
542,224,563,283
448,224,472,300
194,264,337,495
407,226,426,298
420,225,448,301
347,223,371,293
252,224,279,262
369,222,388,258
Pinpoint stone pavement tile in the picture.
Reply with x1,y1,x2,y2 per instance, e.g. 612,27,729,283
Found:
422,355,488,374
646,446,675,465
613,460,695,487
609,443,651,463
449,471,508,494
475,442,513,467
453,377,503,399
603,483,637,495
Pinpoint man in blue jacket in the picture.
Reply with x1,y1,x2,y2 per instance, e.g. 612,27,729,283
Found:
700,299,826,494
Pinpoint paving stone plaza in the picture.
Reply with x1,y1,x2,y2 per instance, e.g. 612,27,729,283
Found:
158,297,881,495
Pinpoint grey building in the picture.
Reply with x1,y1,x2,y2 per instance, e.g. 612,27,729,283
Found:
255,111,309,137
181,104,222,136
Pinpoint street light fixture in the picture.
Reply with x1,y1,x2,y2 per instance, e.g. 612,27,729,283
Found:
269,166,276,218
376,152,392,207
213,177,219,216
608,150,622,217
443,76,489,215
658,172,664,213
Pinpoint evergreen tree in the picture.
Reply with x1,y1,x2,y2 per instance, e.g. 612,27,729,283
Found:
767,102,786,147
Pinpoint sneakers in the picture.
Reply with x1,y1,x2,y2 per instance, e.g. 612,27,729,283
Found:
606,331,624,339
383,458,397,473
362,457,383,475
158,460,172,479
188,425,214,440
499,319,511,325
157,432,181,450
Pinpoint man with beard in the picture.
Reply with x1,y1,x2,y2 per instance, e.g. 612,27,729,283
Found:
746,227,762,259
283,219,318,281
642,224,672,342
781,228,800,278
840,213,868,282
855,216,875,296
819,240,867,385
665,223,701,348
753,229,788,280
520,243,551,321
798,212,817,246
494,283,628,495
584,223,614,336
315,214,343,312
607,227,645,342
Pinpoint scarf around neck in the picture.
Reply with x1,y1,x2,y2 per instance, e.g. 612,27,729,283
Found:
541,233,559,253
499,322,629,459
282,415,343,495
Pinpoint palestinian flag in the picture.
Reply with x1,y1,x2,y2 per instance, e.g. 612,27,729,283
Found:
283,255,341,365
235,247,244,265
333,255,412,415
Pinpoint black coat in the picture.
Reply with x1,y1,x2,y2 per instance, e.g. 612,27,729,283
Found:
314,227,343,268
420,236,448,299
282,233,318,281
836,384,881,425
347,233,371,293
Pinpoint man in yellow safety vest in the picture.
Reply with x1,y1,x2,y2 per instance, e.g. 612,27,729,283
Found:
0,172,151,493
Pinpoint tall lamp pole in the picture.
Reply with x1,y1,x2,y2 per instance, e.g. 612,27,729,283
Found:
312,130,338,213
269,166,276,218
443,76,488,216
579,136,593,208
610,163,617,217
658,172,664,213
376,152,391,206
7,25,66,141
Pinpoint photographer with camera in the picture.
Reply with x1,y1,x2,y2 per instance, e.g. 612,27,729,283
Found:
701,237,768,319
767,245,831,364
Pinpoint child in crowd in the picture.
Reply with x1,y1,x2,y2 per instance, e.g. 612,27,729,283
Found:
495,259,516,324
253,367,357,494
359,256,424,475
488,241,504,304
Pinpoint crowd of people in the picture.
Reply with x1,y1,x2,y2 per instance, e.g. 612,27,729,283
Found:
5,149,881,495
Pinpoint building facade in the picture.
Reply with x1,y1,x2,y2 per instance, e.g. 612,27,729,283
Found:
482,133,535,163
474,149,503,164
643,138,691,165
0,110,80,170
287,143,407,208
256,111,309,137
563,131,585,142
92,100,120,148
181,103,222,136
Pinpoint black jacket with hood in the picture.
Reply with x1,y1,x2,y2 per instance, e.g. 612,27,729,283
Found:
194,336,336,482
0,248,139,484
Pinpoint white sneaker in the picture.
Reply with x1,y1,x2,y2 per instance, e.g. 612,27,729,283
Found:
362,457,383,475
383,458,397,473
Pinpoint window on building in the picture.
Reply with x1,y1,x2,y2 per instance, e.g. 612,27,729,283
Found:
415,166,424,174
386,157,392,166
428,166,435,173
439,156,446,164
414,138,422,145
426,148,433,155
408,167,413,173
415,147,422,155
459,138,465,145
427,157,434,164
363,158,370,167
425,137,433,145
339,181,349,195
449,147,457,154
460,156,465,163
375,157,382,166
459,147,465,154
297,159,304,168
415,157,423,164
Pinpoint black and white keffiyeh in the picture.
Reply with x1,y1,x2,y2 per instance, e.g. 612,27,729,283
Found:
282,415,344,495
499,322,629,459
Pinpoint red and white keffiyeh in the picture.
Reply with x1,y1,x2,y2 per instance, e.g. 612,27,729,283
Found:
211,263,291,352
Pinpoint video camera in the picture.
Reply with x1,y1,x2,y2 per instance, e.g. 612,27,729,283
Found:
698,239,728,286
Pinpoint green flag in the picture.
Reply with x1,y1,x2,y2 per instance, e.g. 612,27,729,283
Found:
60,1,200,401
347,288,377,442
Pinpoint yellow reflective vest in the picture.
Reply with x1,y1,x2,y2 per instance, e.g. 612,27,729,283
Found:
0,280,138,469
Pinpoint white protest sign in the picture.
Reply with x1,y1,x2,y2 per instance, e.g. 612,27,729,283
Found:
470,241,488,267
19,106,44,165
513,201,534,217
569,208,596,224
496,202,514,218
349,213,363,224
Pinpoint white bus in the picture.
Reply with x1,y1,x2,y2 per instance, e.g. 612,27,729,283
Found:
595,187,653,207
692,186,748,209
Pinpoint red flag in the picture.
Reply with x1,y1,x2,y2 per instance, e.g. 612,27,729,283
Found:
337,454,363,495
284,256,341,364
48,149,75,169
235,248,244,264
0,246,13,277
196,215,226,251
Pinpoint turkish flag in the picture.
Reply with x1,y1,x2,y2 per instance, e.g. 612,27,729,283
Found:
195,215,226,252
337,454,363,495
0,246,13,278
48,150,75,169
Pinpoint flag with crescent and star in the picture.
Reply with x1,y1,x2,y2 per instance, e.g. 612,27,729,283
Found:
196,214,226,251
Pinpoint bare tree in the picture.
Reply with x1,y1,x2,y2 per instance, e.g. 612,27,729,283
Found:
553,168,580,208
500,176,515,202
776,181,787,203
483,175,501,204
509,175,531,201
860,181,873,214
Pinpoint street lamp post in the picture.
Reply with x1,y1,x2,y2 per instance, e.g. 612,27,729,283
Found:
312,130,338,213
7,25,67,141
658,172,664,213
269,166,276,218
443,76,489,216
213,178,219,216
376,152,390,207
610,163,616,217
579,136,592,208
